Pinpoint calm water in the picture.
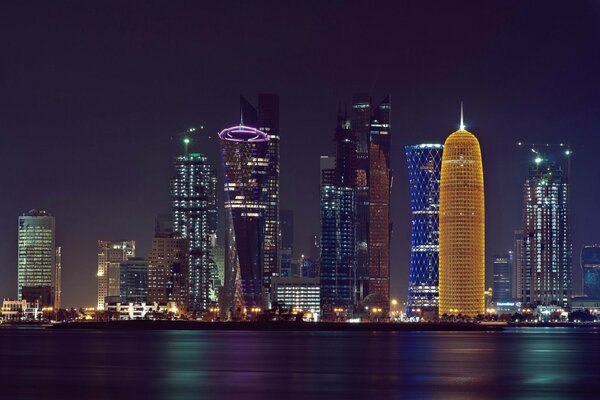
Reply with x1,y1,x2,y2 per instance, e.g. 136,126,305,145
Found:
1,326,599,399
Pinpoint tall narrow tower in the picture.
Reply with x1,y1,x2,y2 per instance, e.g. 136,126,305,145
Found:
439,105,485,317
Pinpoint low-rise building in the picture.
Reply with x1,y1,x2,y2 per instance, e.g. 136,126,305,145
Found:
271,277,320,319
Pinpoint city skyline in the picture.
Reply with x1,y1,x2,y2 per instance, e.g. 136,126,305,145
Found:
1,2,599,308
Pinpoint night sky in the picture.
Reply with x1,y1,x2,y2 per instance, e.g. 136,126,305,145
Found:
1,1,599,307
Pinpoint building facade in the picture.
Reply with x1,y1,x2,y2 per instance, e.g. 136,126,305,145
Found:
17,210,56,305
147,233,189,311
405,144,443,316
171,152,218,312
492,253,512,303
97,240,136,310
271,277,320,318
351,94,392,314
119,257,148,304
319,116,359,319
581,245,600,300
220,125,269,314
438,112,485,317
521,155,571,307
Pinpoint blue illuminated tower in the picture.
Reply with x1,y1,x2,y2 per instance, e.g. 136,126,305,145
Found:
405,144,443,317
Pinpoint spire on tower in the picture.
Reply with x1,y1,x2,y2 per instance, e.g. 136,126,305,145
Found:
460,101,465,131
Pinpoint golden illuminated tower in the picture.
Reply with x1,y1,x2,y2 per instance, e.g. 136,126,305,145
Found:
439,104,485,317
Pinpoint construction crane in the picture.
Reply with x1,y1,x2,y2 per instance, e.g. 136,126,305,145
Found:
171,126,204,156
516,141,582,173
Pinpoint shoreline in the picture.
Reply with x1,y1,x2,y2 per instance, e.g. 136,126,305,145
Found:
47,320,503,331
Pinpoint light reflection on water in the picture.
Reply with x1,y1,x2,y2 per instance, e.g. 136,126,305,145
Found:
0,327,597,399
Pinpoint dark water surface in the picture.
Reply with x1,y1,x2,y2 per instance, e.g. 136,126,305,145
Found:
1,326,599,399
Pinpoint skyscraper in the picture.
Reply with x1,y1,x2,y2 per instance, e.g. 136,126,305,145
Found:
119,257,148,304
405,144,443,316
351,94,392,314
54,246,62,310
319,115,358,319
581,245,600,299
171,152,218,312
439,108,485,317
513,229,524,301
280,209,294,277
492,253,512,303
97,240,136,310
521,153,571,307
17,210,56,306
220,124,269,314
147,233,189,310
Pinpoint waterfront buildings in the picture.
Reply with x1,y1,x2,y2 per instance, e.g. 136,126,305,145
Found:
581,245,600,299
319,115,358,318
521,153,571,307
220,124,269,314
351,94,392,314
119,257,148,304
492,253,512,303
513,229,524,301
147,233,189,311
17,210,57,307
54,246,61,310
438,108,485,317
271,277,320,318
280,209,294,277
97,240,135,309
405,144,443,317
171,152,218,311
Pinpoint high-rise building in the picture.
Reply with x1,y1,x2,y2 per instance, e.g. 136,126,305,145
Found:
239,94,280,305
54,246,62,310
280,209,294,277
97,240,136,310
405,144,443,316
319,115,358,319
492,253,512,303
119,257,148,304
521,153,571,307
220,124,270,314
18,210,56,306
147,233,189,310
171,152,218,312
581,245,600,299
351,94,392,314
439,108,485,317
513,229,524,301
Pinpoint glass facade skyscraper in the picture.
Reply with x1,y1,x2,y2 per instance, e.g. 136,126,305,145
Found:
171,153,218,311
17,210,56,304
522,154,571,307
581,245,600,300
405,144,443,316
220,125,269,314
351,94,392,314
119,257,148,304
147,233,189,310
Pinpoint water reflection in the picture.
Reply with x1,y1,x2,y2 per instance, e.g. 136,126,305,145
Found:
0,326,598,399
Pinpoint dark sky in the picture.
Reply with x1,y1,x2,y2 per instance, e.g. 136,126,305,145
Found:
1,1,599,307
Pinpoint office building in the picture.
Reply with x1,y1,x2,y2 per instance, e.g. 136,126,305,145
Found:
147,233,189,311
405,144,443,316
97,240,136,310
439,107,485,317
513,229,524,301
280,209,294,277
119,257,148,304
492,253,512,303
54,246,61,310
171,152,218,311
18,210,56,307
271,277,320,318
220,124,269,313
351,94,392,314
521,152,571,307
582,245,600,299
319,114,358,318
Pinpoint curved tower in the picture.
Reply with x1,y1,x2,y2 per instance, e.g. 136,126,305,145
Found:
439,107,485,317
405,144,443,317
219,125,269,313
